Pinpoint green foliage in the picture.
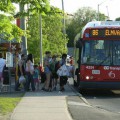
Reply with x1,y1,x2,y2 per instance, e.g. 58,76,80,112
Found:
42,13,68,54
27,14,40,62
66,7,107,47
0,0,15,14
99,13,108,21
13,0,50,18
0,0,50,16
0,14,24,42
0,0,50,43
0,0,67,62
12,24,24,42
27,7,68,63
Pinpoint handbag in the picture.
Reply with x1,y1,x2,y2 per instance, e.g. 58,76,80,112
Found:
57,68,63,76
57,65,69,76
19,76,26,83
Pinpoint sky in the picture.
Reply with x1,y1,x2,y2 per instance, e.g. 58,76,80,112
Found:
50,0,120,20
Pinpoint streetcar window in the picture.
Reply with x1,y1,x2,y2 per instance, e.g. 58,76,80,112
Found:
94,40,104,49
113,41,120,65
82,40,111,65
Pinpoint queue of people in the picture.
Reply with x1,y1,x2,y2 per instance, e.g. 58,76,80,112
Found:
41,51,74,92
0,51,74,92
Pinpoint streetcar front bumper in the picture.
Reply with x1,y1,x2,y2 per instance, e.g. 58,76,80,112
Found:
80,81,120,90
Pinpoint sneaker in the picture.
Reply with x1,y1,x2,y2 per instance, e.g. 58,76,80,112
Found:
41,88,45,91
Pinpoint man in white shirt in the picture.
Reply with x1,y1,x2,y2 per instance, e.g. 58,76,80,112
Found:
0,53,6,84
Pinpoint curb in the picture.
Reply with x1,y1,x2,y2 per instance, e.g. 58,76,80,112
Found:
67,81,91,105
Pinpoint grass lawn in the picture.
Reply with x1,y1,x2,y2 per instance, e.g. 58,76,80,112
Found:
0,93,24,115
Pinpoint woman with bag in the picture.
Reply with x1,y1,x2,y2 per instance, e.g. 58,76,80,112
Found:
59,54,68,92
25,54,35,92
49,55,59,91
15,54,26,91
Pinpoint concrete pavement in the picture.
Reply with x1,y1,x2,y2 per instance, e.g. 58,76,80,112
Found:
10,82,76,120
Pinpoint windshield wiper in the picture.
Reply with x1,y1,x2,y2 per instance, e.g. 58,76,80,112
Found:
98,54,111,66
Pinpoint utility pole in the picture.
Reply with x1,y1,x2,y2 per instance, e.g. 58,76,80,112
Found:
61,0,67,49
62,0,66,36
106,6,110,20
98,0,111,21
98,4,100,21
39,14,43,66
19,3,27,55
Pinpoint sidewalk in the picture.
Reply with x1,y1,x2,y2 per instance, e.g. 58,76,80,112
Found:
10,82,76,120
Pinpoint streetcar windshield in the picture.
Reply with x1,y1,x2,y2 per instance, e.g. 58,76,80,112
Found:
82,40,120,65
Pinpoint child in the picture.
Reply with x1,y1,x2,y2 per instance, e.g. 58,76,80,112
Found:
33,65,40,91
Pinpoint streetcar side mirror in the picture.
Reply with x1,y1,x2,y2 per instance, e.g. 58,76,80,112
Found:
76,38,83,48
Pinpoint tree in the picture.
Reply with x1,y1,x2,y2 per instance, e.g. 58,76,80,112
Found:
42,8,68,55
12,0,50,17
0,14,23,41
0,0,50,15
0,0,15,14
0,1,68,63
27,7,68,63
0,1,22,42
0,0,50,42
66,7,107,47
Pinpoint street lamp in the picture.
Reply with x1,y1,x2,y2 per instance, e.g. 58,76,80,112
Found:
106,6,110,20
97,0,111,21
19,3,27,55
61,0,67,49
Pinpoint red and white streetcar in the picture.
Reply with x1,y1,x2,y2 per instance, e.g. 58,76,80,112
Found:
74,21,120,90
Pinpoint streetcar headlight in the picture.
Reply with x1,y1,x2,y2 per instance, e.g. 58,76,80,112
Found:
86,76,89,80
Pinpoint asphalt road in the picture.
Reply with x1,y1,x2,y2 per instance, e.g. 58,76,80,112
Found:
81,89,120,113
67,84,120,120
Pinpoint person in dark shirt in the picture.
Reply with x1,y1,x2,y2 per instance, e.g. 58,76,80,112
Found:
2,65,9,85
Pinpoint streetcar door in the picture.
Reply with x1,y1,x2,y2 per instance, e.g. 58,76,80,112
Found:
74,38,83,86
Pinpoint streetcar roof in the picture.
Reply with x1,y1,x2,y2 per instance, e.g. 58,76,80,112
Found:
81,21,120,38
84,21,120,28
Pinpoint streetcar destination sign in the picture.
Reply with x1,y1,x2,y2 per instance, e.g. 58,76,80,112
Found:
90,29,120,38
